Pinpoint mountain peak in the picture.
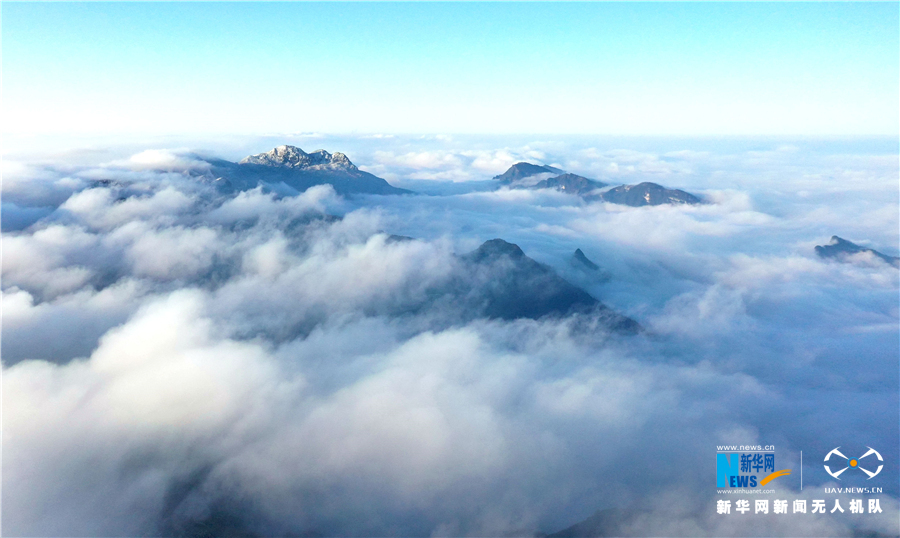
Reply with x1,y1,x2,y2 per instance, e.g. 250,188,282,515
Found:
239,145,358,171
493,162,564,183
571,248,600,271
465,238,527,264
458,238,637,330
218,145,410,195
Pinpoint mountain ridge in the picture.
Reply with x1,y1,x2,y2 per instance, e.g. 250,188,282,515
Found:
492,162,701,206
533,173,609,196
815,236,899,268
592,181,702,206
209,145,411,196
239,145,356,171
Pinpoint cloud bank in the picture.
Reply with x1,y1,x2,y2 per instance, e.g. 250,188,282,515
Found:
3,136,898,537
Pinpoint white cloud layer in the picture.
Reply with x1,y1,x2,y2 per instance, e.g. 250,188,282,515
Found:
2,136,898,537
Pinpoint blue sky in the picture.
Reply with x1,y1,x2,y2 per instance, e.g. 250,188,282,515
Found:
3,2,898,136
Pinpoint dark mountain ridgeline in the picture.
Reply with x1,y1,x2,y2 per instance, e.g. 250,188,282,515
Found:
815,236,899,268
492,163,701,207
456,239,638,332
571,248,600,271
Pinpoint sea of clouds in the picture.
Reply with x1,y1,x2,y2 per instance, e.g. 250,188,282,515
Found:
3,135,898,537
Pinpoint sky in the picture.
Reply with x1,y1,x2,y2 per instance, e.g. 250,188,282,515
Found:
3,2,899,136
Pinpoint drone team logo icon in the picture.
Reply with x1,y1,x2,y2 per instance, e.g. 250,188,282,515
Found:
823,447,883,480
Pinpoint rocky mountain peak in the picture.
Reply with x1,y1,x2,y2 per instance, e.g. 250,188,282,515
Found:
239,145,358,171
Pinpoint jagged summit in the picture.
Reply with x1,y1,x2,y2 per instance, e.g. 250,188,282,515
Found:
239,145,356,171
211,145,409,196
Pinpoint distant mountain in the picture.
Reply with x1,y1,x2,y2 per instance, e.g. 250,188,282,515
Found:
210,145,410,196
571,248,600,272
568,248,611,284
533,173,608,196
239,145,355,170
493,162,565,184
594,182,702,206
492,163,699,206
815,236,899,268
457,239,638,331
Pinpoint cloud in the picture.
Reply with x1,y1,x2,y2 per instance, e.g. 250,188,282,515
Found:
374,150,465,170
362,147,557,183
1,280,146,364
117,223,221,280
1,202,56,231
2,224,100,298
2,136,897,537
4,290,290,536
2,160,90,208
206,185,340,224
116,149,214,173
59,186,195,230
